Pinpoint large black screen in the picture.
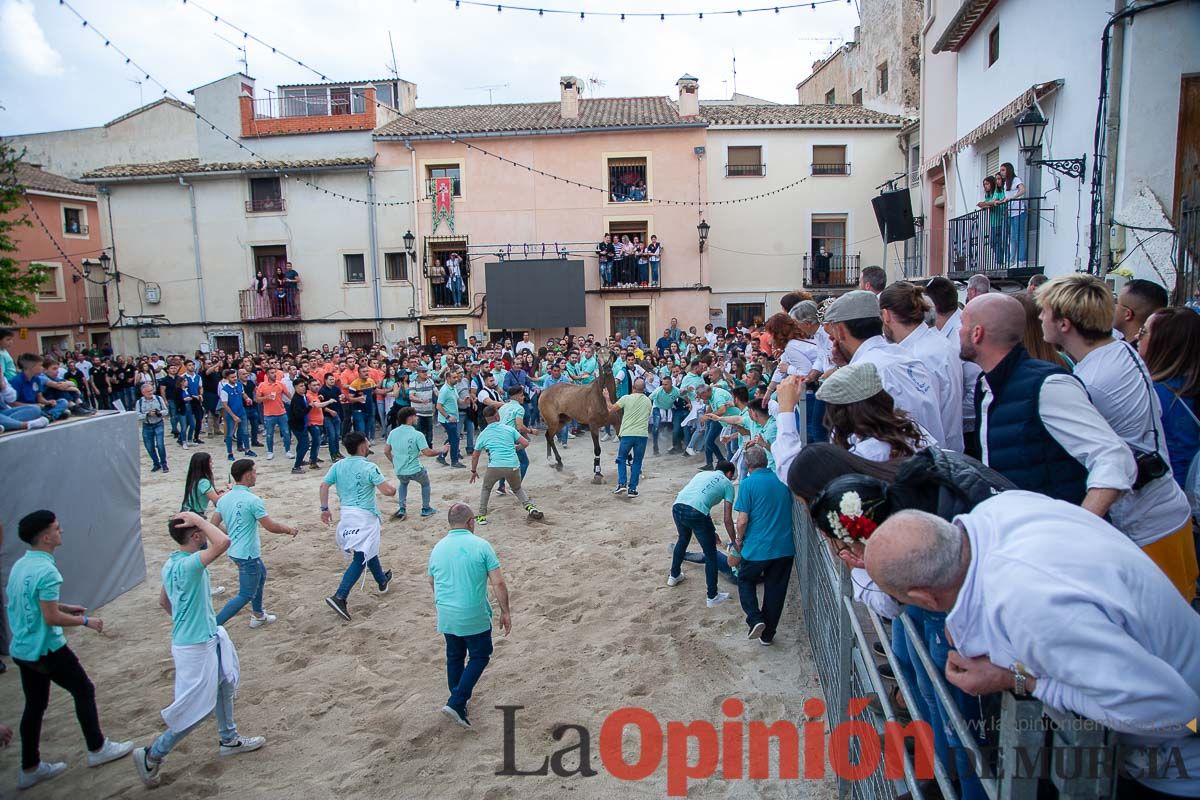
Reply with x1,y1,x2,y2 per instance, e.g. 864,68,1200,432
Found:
483,259,587,329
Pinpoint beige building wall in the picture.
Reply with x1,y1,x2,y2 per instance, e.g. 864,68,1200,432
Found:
704,124,901,321
795,0,924,115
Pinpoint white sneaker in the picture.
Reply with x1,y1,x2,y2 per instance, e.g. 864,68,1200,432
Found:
706,592,731,608
248,612,277,629
132,747,161,788
211,585,226,596
27,417,49,430
88,737,134,767
284,451,294,458
667,573,686,587
219,735,266,758
267,452,275,460
685,447,696,456
18,761,67,789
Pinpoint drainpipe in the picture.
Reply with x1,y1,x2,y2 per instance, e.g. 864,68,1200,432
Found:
178,177,207,329
367,167,383,330
407,140,424,336
1099,0,1125,274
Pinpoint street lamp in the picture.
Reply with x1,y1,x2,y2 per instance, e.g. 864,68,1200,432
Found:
1013,107,1086,180
697,219,711,253
403,230,416,253
98,251,111,274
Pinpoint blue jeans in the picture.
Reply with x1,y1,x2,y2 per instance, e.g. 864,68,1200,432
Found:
0,405,46,430
216,557,266,623
637,260,649,283
323,415,342,458
1008,212,1027,263
892,607,987,800
263,414,291,455
182,403,199,442
806,392,827,445
353,405,375,440
702,420,723,466
296,424,321,466
444,628,494,715
397,468,433,514
293,426,310,468
670,503,721,599
374,398,388,433
246,405,262,444
142,423,167,468
616,436,647,491
441,420,461,464
459,412,475,454
600,260,613,286
149,641,237,758
449,277,464,307
224,410,248,455
686,420,706,452
416,415,434,447
650,259,660,285
335,550,388,600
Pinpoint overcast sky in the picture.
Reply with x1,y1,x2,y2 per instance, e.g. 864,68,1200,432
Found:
0,0,860,136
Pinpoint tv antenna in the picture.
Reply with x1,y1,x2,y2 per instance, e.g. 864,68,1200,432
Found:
213,33,249,73
584,74,606,97
466,83,509,103
387,31,400,79
126,78,144,107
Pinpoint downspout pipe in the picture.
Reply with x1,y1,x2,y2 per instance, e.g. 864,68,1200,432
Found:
178,177,207,328
367,167,383,328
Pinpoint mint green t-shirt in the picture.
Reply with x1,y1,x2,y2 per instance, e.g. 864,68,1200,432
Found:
386,424,427,477
616,393,651,438
748,415,779,470
322,455,387,516
437,382,459,424
0,348,16,381
162,550,217,646
499,400,524,429
427,529,501,636
708,386,734,413
183,478,214,515
474,423,520,469
216,485,267,560
576,356,598,384
675,470,736,514
680,373,705,398
650,386,680,411
6,551,67,661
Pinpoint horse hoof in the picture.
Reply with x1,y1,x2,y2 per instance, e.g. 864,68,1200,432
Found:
591,475,604,485
555,463,564,471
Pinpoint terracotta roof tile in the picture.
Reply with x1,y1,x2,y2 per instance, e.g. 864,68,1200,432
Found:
374,96,702,138
12,162,96,198
80,157,373,180
700,104,906,126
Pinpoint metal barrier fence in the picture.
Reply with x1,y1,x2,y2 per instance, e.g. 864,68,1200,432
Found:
790,499,1117,800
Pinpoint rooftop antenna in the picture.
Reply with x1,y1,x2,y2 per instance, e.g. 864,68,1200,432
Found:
213,32,248,73
584,74,606,97
466,83,509,103
732,50,737,98
387,31,400,79
126,78,144,107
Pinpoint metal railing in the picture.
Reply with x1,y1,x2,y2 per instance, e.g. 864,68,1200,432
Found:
239,287,301,321
599,253,662,289
251,94,366,119
812,162,852,176
245,197,285,213
903,231,927,280
85,296,107,322
1174,197,1198,305
803,253,860,289
791,497,1118,799
65,223,89,235
947,197,1045,282
425,177,462,199
726,163,766,177
427,274,470,309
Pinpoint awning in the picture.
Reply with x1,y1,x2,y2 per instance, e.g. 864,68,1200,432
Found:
933,0,999,54
920,79,1062,175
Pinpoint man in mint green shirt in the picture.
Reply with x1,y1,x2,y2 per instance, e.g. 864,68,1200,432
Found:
697,383,735,470
470,405,542,524
7,510,132,788
649,376,681,455
428,503,511,729
384,406,449,520
321,432,399,621
667,462,738,605
435,369,466,468
213,459,298,628
496,385,533,493
134,511,265,787
603,381,651,497
575,348,598,385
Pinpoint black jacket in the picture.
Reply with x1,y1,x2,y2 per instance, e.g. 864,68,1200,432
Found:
894,447,1017,521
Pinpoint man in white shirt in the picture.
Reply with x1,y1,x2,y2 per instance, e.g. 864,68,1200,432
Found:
514,333,534,355
865,494,1200,800
821,290,947,447
926,276,981,455
1038,274,1196,599
965,274,990,303
879,282,964,451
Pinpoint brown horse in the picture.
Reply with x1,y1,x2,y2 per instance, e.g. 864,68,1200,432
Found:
537,348,622,483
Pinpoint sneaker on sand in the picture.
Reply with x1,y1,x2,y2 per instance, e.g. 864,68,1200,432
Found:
284,451,294,458
392,510,407,521
308,463,320,470
325,595,351,621
248,612,277,629
88,738,134,767
378,570,393,594
706,592,731,608
420,507,438,517
474,514,488,526
219,736,266,758
627,489,640,498
525,504,544,521
132,747,160,788
612,485,627,495
748,622,766,641
18,761,67,790
760,637,774,647
685,447,696,456
291,466,304,474
667,573,686,587
244,450,258,457
211,585,226,596
450,462,467,469
162,467,170,474
441,705,473,729
267,452,275,460
151,465,161,473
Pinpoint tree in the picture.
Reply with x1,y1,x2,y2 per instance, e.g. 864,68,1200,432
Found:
0,140,48,324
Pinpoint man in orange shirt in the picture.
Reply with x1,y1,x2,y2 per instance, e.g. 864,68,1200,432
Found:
338,357,360,391
366,359,385,385
255,367,293,461
348,365,378,440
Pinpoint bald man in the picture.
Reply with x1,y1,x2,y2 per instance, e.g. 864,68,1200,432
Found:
865,493,1200,800
959,294,1133,515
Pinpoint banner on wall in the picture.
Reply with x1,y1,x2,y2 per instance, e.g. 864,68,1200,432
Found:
432,177,455,233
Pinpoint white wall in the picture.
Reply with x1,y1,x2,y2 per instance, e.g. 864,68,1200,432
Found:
704,125,898,300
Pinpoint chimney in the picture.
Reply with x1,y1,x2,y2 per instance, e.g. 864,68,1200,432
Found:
560,76,580,119
676,74,700,117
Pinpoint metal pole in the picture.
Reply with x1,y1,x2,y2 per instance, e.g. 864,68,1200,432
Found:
179,178,207,329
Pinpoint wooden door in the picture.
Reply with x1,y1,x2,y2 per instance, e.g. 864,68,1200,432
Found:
424,325,460,346
1174,74,1200,223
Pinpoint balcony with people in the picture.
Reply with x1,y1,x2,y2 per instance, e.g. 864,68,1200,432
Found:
426,252,471,310
802,250,861,290
240,268,301,321
596,230,662,289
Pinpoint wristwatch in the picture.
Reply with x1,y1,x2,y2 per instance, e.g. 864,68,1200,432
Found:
1011,662,1029,697
319,505,329,512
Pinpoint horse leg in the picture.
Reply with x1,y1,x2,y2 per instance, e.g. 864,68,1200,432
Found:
591,429,604,484
545,424,563,470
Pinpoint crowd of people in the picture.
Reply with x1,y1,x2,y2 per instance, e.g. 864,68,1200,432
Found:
596,232,662,288
3,265,1200,797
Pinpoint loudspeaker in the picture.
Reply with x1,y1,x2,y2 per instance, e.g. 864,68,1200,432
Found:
871,190,916,243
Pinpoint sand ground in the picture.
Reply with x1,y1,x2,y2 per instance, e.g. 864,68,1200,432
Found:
1,424,835,800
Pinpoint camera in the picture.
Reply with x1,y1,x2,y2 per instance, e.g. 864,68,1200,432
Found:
1131,448,1170,491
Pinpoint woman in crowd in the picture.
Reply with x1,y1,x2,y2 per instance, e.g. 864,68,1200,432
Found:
1139,306,1200,496
180,451,224,517
763,310,819,398
1014,291,1070,369
816,362,933,461
976,175,1008,266
634,235,649,286
378,365,398,436
998,161,1027,265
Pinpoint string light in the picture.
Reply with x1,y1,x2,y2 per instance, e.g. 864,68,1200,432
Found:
449,0,847,18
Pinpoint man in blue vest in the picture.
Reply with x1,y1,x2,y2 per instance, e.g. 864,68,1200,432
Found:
958,293,1133,516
